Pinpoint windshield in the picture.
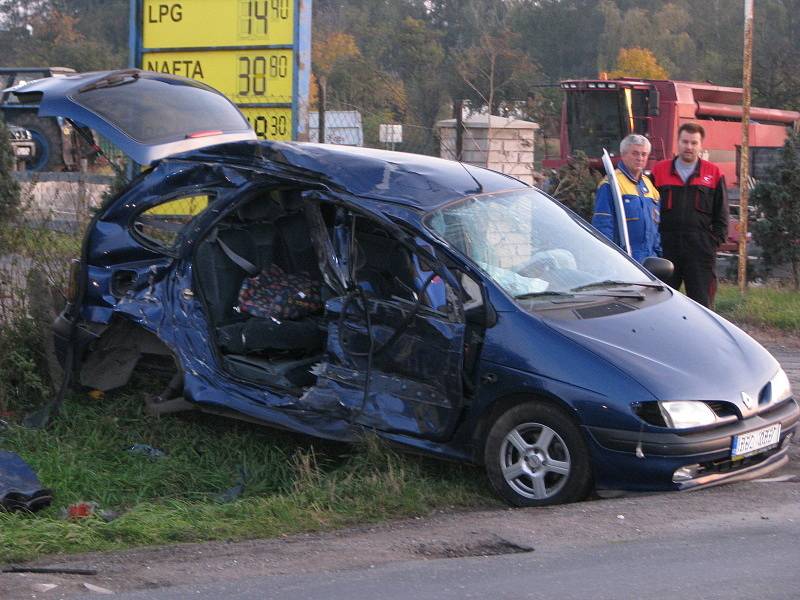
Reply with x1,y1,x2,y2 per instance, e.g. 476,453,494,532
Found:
425,188,651,298
566,90,625,157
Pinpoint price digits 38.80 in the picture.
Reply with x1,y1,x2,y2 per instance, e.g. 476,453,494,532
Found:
238,55,289,96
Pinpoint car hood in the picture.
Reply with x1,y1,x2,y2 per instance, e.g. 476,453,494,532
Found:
538,293,779,403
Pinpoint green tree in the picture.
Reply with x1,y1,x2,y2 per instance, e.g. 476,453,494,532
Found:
52,0,129,58
751,0,800,110
0,117,21,226
750,132,800,289
387,17,447,153
454,31,538,115
598,1,694,78
511,0,605,81
0,2,124,70
682,0,743,86
312,29,362,113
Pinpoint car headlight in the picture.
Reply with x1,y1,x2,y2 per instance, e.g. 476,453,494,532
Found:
771,368,792,403
659,401,716,429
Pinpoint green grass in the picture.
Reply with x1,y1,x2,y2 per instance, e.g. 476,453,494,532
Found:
716,283,800,332
0,384,494,563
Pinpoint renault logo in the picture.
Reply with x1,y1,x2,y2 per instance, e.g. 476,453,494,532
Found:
741,391,755,409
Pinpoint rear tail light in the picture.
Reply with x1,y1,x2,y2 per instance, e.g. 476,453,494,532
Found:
186,130,223,138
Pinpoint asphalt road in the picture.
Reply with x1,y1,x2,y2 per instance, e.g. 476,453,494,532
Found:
78,517,800,600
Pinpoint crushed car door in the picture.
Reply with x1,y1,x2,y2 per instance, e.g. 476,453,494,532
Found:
3,69,256,165
303,211,467,442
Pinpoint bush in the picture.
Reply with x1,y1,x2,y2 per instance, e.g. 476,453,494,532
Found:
550,151,599,220
0,316,51,416
0,182,86,416
750,132,800,289
0,116,22,226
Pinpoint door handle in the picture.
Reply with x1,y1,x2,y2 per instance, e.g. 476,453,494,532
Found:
111,269,139,297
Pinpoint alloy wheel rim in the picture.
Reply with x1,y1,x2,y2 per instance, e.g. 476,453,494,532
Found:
499,422,571,500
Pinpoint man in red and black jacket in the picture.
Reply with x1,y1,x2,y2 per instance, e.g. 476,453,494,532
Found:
652,123,729,308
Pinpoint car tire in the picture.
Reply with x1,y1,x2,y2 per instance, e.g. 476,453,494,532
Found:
484,402,593,507
7,113,63,171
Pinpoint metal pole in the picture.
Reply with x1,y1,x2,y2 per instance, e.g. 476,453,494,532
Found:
738,0,754,294
318,77,326,144
454,99,464,161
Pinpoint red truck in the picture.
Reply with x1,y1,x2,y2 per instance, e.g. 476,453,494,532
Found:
543,77,800,252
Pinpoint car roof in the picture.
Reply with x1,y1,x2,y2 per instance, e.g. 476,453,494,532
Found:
179,141,530,210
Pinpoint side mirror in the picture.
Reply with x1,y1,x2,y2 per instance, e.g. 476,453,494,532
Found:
643,256,674,281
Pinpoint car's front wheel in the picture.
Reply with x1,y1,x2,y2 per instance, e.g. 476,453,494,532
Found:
484,402,593,507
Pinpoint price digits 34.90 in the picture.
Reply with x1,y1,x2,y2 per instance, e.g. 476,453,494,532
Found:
238,55,289,96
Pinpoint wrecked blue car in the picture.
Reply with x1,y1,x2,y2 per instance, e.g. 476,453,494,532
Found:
9,70,798,506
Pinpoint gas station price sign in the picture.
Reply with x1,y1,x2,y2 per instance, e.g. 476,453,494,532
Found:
131,0,311,141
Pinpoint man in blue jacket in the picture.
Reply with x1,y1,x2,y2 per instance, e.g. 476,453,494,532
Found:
592,134,661,264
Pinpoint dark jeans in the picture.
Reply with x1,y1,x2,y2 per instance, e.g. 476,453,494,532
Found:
662,232,718,308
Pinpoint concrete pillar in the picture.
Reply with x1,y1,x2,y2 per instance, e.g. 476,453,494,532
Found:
437,115,539,185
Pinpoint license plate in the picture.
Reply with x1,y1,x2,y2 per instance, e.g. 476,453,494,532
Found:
15,147,31,157
731,424,781,458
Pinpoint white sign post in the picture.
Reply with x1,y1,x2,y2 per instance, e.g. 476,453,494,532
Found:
379,124,403,150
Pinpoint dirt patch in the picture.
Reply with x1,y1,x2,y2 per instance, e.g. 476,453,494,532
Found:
412,537,533,559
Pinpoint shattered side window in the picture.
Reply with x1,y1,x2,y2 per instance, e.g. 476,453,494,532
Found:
426,189,650,296
132,194,212,251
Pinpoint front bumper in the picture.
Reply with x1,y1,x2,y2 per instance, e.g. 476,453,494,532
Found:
586,398,799,492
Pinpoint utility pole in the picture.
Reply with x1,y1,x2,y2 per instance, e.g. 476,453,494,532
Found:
454,99,464,161
738,0,754,294
318,77,327,144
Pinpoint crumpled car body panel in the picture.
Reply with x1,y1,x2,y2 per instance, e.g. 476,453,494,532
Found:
51,140,798,495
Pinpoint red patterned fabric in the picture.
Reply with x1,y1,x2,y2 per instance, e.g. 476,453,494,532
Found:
237,264,323,320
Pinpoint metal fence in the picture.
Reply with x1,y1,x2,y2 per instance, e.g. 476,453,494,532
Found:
311,104,445,157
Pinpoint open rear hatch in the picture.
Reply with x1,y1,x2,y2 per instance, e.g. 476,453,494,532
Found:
3,69,257,165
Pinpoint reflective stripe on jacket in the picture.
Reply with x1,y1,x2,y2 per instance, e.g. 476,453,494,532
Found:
592,164,661,264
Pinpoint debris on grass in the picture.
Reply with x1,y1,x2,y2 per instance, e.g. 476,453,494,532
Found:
82,582,114,594
3,566,98,575
22,404,54,429
126,444,166,459
99,508,123,522
215,466,248,503
64,501,98,519
0,450,53,512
